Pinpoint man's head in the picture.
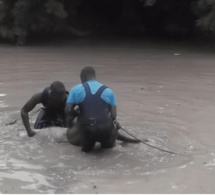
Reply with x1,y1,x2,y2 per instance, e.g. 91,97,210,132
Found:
49,81,67,107
80,66,96,83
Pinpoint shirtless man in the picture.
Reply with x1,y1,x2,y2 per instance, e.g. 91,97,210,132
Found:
21,81,68,137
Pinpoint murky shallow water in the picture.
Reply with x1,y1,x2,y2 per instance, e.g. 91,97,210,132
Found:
0,40,215,193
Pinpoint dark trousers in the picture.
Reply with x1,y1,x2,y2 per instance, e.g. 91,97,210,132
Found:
34,107,65,129
66,122,118,152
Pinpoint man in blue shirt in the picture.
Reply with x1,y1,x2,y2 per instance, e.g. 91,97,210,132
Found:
65,66,139,152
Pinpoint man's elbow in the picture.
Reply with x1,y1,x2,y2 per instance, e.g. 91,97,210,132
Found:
21,107,25,116
20,107,28,121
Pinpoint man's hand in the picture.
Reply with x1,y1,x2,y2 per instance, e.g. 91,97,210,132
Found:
114,120,121,129
28,131,36,137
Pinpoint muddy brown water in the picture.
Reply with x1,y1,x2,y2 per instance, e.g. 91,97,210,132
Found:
0,40,215,193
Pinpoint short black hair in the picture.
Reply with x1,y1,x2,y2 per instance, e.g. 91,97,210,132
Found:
50,81,66,93
80,66,96,82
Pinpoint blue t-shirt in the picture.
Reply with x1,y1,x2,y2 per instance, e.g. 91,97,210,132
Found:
67,80,116,106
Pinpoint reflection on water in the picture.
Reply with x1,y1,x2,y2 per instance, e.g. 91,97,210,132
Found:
0,101,8,108
0,83,7,108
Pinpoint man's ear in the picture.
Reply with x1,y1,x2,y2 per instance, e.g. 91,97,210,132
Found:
81,75,86,83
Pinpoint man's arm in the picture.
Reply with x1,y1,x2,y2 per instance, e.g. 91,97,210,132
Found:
65,103,77,128
111,105,117,120
111,107,141,143
20,93,42,137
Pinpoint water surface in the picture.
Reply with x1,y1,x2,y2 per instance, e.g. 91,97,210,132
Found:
0,40,215,193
